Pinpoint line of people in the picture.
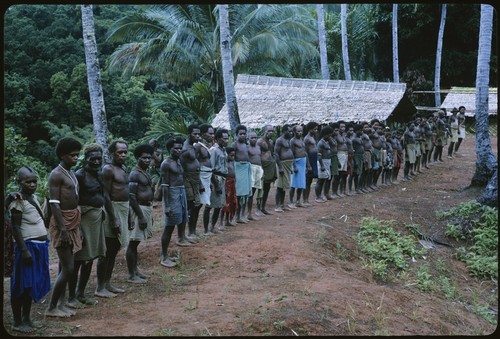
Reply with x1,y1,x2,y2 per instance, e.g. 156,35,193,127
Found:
5,106,466,332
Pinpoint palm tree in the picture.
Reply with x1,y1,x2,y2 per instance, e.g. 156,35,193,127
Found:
472,4,497,207
392,4,399,82
106,4,318,92
218,4,239,133
340,4,351,80
316,4,329,80
81,4,110,162
434,4,447,107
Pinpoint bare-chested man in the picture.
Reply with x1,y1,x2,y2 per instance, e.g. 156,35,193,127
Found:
126,144,155,284
232,125,252,223
351,124,365,194
360,122,374,192
369,119,383,189
159,136,188,268
246,130,264,220
196,124,215,234
345,123,355,195
181,124,203,243
315,126,333,202
68,144,107,308
334,121,349,197
257,125,276,215
403,121,417,181
96,140,129,298
289,124,310,207
303,121,319,206
274,124,295,212
326,123,339,199
46,137,82,317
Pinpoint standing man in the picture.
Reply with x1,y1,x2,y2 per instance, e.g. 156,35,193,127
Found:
335,121,349,197
246,130,264,220
197,124,215,209
46,137,83,317
303,121,319,206
257,125,276,215
148,138,163,204
181,124,203,243
126,144,155,284
204,128,229,233
315,126,333,202
8,167,51,329
350,124,364,194
232,124,252,223
274,124,295,212
454,106,466,153
289,124,309,207
96,139,129,297
160,136,188,268
68,144,107,306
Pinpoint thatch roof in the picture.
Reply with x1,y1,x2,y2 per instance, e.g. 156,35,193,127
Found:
440,87,497,116
211,74,416,129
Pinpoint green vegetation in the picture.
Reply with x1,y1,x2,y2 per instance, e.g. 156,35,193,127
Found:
438,200,498,279
356,217,426,280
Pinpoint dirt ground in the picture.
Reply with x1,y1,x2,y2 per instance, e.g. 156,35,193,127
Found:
2,136,498,336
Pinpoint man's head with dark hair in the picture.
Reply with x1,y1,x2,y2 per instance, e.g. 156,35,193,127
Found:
188,124,200,134
134,144,154,159
320,126,333,138
200,124,213,134
306,121,318,133
55,137,82,159
109,139,128,153
166,136,184,152
83,143,103,158
235,124,247,135
215,128,229,139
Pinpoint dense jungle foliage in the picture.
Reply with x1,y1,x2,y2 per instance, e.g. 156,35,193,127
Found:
3,4,497,196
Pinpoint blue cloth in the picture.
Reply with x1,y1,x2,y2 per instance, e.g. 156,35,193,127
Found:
164,186,189,227
307,152,318,178
11,240,51,302
234,161,252,197
291,156,307,189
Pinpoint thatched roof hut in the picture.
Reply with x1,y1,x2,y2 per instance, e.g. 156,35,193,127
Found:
440,87,497,116
211,74,416,129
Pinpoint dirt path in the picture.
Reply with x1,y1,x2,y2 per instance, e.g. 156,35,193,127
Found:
3,137,497,336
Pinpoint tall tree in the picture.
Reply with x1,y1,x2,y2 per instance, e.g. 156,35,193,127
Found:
218,4,240,133
316,4,329,80
81,4,110,161
472,4,497,207
341,4,351,80
434,4,447,107
392,4,399,82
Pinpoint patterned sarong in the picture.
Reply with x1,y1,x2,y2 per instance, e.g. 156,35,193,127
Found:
208,176,226,209
75,205,106,261
235,161,252,197
164,186,188,227
291,157,306,189
222,177,238,219
372,148,381,170
129,204,153,241
49,207,82,254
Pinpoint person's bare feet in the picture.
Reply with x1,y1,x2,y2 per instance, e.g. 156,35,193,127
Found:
66,297,86,309
127,275,147,284
45,307,72,318
105,284,125,293
12,322,35,333
160,257,177,268
94,288,117,298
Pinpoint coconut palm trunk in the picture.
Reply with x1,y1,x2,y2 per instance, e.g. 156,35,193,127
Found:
81,4,110,161
341,4,351,80
392,4,399,83
316,4,329,80
473,4,497,207
218,4,240,134
434,4,447,107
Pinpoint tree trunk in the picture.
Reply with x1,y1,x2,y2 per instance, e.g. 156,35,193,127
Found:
341,4,351,81
434,4,446,107
218,4,240,135
471,4,497,191
392,4,399,83
81,5,110,162
316,4,329,80
477,168,497,207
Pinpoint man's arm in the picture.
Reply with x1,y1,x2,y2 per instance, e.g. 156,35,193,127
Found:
102,166,120,235
128,171,146,230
